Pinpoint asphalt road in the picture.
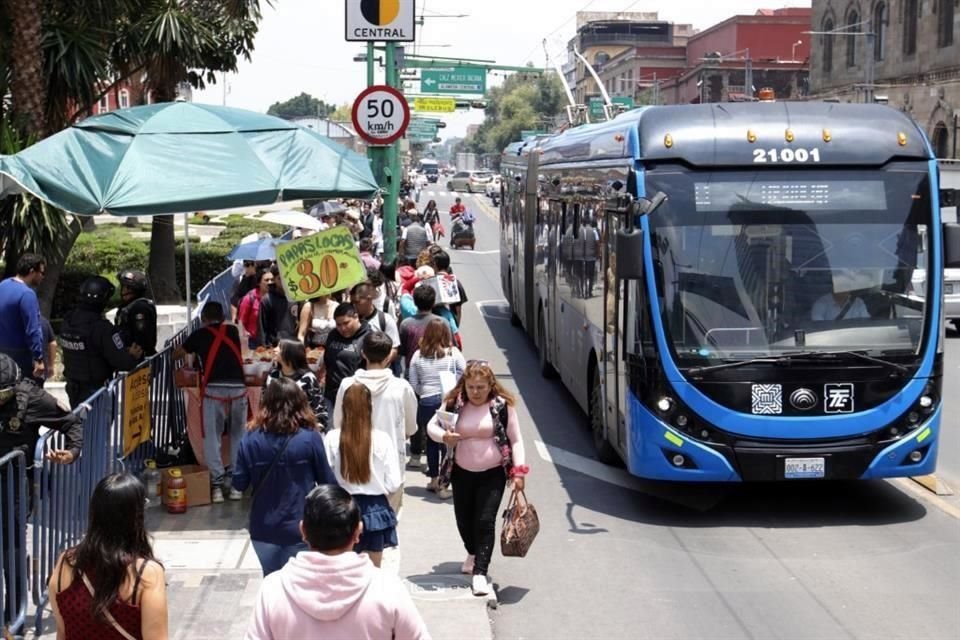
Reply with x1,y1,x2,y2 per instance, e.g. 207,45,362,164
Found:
421,184,960,640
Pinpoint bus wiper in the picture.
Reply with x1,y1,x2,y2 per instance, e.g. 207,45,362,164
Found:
775,350,911,375
685,350,911,378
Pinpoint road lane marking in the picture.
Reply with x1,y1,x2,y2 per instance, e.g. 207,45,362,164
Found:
534,440,647,492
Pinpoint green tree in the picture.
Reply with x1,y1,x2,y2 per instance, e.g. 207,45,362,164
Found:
1,0,272,308
468,73,566,156
267,92,334,119
328,103,352,121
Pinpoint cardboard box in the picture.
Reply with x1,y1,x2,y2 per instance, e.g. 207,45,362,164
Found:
161,465,211,507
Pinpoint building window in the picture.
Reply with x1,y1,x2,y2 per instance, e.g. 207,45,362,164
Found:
119,89,130,109
594,52,610,69
873,2,887,60
932,122,949,158
98,95,109,114
938,0,955,47
846,9,860,67
822,18,835,72
903,0,919,55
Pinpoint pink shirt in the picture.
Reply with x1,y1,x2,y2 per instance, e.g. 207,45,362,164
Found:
428,400,526,473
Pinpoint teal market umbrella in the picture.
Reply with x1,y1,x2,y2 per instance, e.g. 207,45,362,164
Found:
0,102,379,319
0,102,379,215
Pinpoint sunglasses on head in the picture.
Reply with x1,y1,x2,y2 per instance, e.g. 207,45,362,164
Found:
466,359,491,368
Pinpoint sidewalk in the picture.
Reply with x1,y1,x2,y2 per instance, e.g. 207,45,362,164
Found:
29,471,495,638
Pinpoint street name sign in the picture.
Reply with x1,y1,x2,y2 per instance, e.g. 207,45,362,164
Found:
352,85,410,145
413,97,456,113
589,96,634,119
408,119,439,141
345,0,416,42
420,68,486,95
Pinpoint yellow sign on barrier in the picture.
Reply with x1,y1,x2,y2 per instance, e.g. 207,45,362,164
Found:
122,366,151,456
413,97,456,113
276,226,367,302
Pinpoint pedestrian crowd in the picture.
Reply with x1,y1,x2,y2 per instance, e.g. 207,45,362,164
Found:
1,188,526,639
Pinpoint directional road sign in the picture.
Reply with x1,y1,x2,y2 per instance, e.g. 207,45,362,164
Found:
420,68,486,95
588,96,634,119
351,85,410,146
407,118,439,141
413,97,456,113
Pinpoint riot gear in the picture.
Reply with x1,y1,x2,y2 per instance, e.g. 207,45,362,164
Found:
0,353,21,391
117,269,148,295
79,276,116,310
61,305,140,408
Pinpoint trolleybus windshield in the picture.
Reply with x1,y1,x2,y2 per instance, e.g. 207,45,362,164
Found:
644,165,933,365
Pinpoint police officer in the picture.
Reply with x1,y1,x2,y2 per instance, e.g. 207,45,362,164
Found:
0,353,81,623
116,269,157,357
60,276,142,409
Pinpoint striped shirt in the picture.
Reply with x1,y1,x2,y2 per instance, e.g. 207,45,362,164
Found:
408,348,466,398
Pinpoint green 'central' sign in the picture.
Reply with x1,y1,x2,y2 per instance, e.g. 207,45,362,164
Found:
420,68,486,95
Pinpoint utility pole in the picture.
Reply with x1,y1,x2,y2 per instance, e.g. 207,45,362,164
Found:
383,42,400,265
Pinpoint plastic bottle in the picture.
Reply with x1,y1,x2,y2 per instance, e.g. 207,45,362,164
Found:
143,460,161,508
165,468,187,514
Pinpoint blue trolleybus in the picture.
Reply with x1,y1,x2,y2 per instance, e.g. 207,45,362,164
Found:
500,102,960,482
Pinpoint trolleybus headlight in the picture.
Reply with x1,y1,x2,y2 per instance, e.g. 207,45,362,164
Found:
907,411,921,426
919,395,934,412
656,397,674,414
675,414,688,428
700,429,711,440
671,454,686,467
909,450,924,463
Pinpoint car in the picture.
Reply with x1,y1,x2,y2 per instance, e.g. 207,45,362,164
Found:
912,268,960,324
446,170,494,193
485,175,502,198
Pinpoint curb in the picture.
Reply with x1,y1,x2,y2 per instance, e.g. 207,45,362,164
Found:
405,573,499,609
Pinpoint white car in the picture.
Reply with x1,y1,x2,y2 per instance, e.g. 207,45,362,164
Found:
485,175,502,198
447,170,493,193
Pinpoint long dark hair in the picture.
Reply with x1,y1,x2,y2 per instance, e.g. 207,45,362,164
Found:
251,376,316,433
67,474,158,624
340,383,372,484
278,339,309,377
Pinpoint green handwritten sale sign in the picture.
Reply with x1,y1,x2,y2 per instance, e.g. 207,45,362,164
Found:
276,226,366,302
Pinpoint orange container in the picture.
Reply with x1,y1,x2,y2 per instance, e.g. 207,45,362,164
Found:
165,468,188,514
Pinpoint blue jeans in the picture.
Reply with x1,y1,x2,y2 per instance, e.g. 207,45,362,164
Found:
251,540,307,576
417,394,443,477
202,384,248,487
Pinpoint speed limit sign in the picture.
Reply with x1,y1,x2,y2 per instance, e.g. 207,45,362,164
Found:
351,85,410,146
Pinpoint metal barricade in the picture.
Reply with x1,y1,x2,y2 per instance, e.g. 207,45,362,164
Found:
1,450,27,637
31,387,115,636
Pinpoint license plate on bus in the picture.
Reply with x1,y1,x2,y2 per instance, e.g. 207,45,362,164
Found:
784,457,825,479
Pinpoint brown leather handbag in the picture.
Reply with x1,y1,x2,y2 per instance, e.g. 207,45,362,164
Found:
500,489,539,558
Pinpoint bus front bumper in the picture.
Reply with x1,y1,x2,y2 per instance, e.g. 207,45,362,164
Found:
627,399,939,482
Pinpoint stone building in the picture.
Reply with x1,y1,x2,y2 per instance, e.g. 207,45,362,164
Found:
809,0,959,157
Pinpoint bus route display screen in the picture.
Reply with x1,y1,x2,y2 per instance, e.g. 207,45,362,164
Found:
694,180,888,212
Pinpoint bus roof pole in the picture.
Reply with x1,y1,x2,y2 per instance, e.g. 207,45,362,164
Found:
573,47,613,120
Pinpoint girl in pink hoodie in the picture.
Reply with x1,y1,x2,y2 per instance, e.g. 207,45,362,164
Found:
246,485,430,640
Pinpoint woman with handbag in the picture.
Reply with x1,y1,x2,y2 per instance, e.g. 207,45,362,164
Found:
49,473,168,640
324,383,401,569
408,318,465,496
233,377,337,576
426,360,528,596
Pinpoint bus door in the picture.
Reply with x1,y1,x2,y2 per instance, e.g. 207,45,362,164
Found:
602,209,628,453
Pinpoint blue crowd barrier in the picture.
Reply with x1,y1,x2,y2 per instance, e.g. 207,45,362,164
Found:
1,450,27,638
31,386,116,635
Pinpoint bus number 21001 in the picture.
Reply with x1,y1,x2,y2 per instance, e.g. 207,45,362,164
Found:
752,148,821,163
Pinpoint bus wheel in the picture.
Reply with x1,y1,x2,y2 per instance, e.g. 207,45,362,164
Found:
537,313,556,378
589,363,619,464
507,272,521,326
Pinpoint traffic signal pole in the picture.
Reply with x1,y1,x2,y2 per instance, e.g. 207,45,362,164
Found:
383,42,400,265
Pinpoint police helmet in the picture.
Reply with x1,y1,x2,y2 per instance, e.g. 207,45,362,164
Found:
79,276,116,309
117,269,148,294
0,353,22,390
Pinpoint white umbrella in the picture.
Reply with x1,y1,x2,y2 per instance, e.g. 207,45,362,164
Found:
260,209,324,231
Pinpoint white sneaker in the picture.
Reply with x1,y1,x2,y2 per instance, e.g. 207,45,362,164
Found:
471,574,489,596
437,487,453,500
229,488,244,501
211,487,224,504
